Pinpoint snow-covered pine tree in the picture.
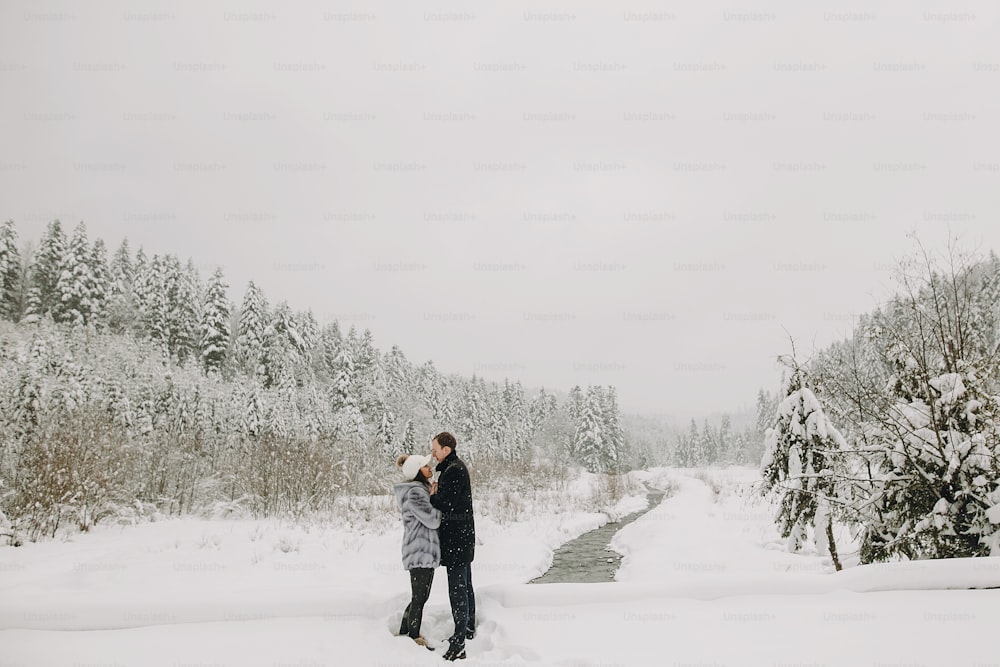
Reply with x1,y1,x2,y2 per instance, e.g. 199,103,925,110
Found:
316,321,342,382
731,430,749,465
56,221,99,326
234,281,269,376
200,267,230,374
11,239,31,324
260,301,295,387
460,375,487,447
333,398,367,445
88,238,111,326
105,240,135,333
600,385,626,471
718,414,732,465
376,403,396,457
487,389,509,462
439,376,459,428
761,366,847,567
137,253,196,361
329,328,368,443
674,419,698,468
528,388,552,431
418,360,444,422
572,385,606,473
12,362,43,440
240,381,264,439
109,238,134,297
755,389,776,436
385,345,410,401
356,329,378,373
0,220,22,321
500,379,529,461
25,220,66,322
329,331,357,413
362,345,390,418
133,253,164,342
401,418,417,452
286,309,316,362
270,301,294,342
165,256,201,364
567,385,584,420
690,420,711,466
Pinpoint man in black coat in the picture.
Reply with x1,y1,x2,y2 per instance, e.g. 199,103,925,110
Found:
429,431,476,660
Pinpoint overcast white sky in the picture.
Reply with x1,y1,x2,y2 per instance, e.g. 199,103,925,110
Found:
2,1,1000,421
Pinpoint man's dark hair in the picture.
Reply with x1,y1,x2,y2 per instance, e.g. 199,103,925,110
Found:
434,431,457,452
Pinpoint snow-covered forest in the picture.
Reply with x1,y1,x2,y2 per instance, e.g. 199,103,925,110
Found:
0,219,631,543
760,243,1000,565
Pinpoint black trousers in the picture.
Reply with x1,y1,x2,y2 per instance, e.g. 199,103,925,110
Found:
399,567,434,639
445,562,476,648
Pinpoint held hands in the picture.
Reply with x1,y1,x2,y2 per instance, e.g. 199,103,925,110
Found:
430,482,438,495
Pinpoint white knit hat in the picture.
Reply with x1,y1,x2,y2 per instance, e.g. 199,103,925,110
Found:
398,453,433,481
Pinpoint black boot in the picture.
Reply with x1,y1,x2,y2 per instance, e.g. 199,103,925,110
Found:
442,644,466,661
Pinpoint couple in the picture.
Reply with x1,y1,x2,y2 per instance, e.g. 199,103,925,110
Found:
393,431,476,661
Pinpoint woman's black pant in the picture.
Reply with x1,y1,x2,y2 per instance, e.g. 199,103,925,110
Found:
399,567,435,638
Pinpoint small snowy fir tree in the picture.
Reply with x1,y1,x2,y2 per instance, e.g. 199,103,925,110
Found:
761,367,847,568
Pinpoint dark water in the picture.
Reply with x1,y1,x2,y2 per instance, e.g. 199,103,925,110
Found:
530,485,668,584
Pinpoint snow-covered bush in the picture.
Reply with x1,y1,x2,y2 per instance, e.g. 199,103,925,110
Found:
860,368,1000,561
232,435,346,518
9,410,132,539
777,243,1000,564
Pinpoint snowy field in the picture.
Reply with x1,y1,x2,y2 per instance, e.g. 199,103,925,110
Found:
2,468,999,666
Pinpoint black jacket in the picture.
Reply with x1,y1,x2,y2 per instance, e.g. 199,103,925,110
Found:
429,451,476,566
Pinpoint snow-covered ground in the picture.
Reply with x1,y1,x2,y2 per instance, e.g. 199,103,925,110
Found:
3,468,999,666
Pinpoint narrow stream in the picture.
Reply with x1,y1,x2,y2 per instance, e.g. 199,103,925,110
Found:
530,484,668,584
